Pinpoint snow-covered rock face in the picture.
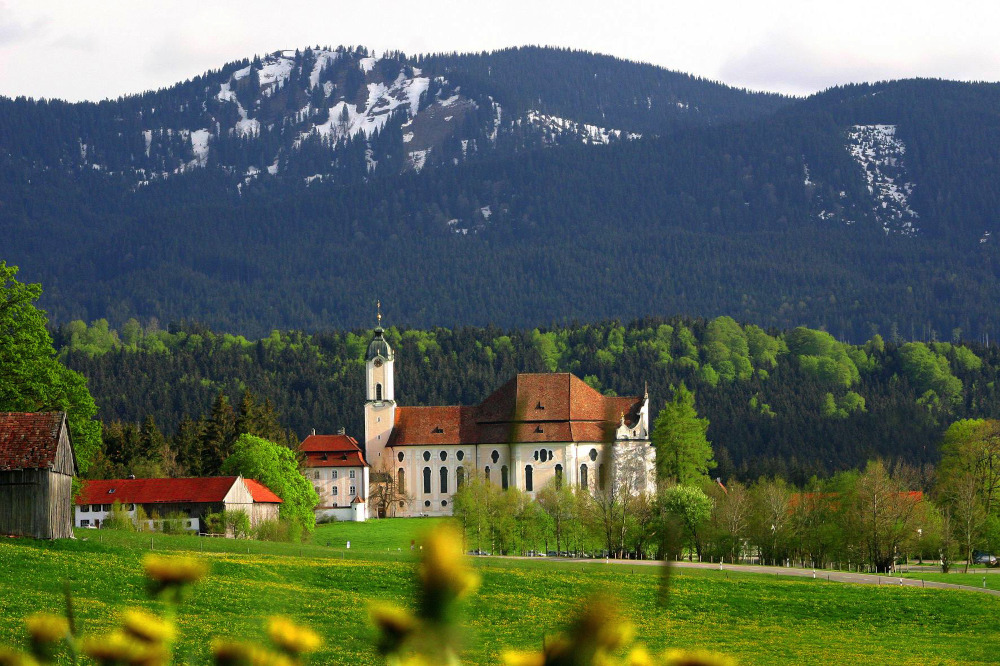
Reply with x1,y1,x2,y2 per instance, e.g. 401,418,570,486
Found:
521,110,641,145
847,124,919,235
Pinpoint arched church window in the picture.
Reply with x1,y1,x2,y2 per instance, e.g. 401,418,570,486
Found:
397,468,405,494
397,451,404,462
440,451,447,461
533,450,539,461
423,467,431,494
484,466,491,483
580,464,588,488
440,467,448,494
524,465,533,492
376,383,383,400
423,451,431,461
589,448,598,462
457,466,465,488
491,450,500,464
555,464,563,489
540,450,548,462
457,450,465,461
501,465,509,490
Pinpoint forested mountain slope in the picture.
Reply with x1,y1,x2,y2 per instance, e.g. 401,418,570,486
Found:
3,48,1000,339
57,316,1000,484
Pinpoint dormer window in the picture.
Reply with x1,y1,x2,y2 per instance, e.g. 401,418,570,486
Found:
535,401,544,409
107,489,116,494
535,425,543,433
432,426,444,434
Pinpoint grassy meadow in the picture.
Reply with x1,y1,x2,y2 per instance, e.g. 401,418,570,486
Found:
0,519,998,664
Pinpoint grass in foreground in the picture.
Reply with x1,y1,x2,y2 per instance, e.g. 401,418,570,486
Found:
0,523,998,664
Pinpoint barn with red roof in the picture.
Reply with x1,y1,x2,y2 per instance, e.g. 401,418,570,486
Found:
0,412,77,539
74,476,282,534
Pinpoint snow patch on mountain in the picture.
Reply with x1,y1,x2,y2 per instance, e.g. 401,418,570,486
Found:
310,50,339,88
190,129,211,167
523,110,641,145
847,124,918,235
304,72,429,144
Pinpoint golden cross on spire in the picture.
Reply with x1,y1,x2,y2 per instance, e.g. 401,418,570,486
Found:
376,299,382,327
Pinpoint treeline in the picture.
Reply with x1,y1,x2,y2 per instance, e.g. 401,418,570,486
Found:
58,315,1000,484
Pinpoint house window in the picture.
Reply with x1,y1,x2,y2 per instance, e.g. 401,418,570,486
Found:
501,465,509,490
80,505,89,513
580,464,588,488
440,467,448,494
398,468,406,494
423,467,432,494
457,466,465,488
80,520,90,527
350,485,356,495
376,383,383,400
333,470,339,479
555,464,564,489
349,470,356,479
103,504,112,511
332,487,339,496
524,465,533,492
314,471,320,479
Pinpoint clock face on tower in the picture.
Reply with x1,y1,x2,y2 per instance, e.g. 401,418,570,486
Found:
373,358,383,368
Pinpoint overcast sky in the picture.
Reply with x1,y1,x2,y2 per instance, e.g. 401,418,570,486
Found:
1,0,998,101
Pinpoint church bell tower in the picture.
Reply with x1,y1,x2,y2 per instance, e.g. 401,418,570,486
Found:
364,302,396,465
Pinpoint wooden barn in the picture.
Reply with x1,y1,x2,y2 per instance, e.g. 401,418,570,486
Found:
0,412,77,539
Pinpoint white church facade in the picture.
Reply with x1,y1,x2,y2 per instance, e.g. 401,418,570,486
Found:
362,325,655,518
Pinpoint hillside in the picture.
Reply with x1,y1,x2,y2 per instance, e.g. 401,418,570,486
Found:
3,48,1000,339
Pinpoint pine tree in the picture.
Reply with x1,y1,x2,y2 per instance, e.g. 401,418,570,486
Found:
201,392,237,475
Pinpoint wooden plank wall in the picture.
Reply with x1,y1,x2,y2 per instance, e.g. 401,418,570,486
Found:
0,469,74,539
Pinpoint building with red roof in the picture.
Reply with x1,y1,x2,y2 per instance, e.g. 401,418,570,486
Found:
299,431,369,522
74,476,282,534
0,412,77,539
361,325,654,518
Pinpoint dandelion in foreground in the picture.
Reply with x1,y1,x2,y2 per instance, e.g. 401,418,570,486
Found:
122,610,175,646
25,613,69,661
80,631,168,666
0,648,38,666
143,555,208,600
369,603,417,656
418,524,480,620
212,640,292,666
267,617,321,657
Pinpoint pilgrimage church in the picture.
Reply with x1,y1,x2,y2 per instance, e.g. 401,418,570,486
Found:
360,316,656,517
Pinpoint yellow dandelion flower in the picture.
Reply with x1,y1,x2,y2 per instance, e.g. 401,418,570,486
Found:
80,631,168,666
662,649,737,666
142,555,208,587
626,646,656,666
267,617,321,656
122,610,175,645
419,525,479,599
212,640,292,666
25,613,68,644
501,650,546,666
369,603,417,656
0,648,38,666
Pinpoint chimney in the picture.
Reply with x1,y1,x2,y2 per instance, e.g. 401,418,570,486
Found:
311,428,316,436
337,427,346,435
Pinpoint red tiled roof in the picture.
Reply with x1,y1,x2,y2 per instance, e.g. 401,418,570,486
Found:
0,412,67,471
387,373,643,447
244,478,284,503
300,434,361,453
75,477,282,505
303,451,368,468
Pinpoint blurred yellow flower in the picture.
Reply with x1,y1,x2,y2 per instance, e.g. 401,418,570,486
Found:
501,650,546,666
627,646,656,666
80,631,168,666
369,603,417,655
142,555,208,587
419,525,479,600
267,617,321,656
25,614,68,644
0,648,39,666
212,640,292,666
122,610,175,645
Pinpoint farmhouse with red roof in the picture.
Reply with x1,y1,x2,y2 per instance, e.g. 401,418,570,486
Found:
74,476,282,533
0,412,77,539
361,322,655,518
299,431,369,522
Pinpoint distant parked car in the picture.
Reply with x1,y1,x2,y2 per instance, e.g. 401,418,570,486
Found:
973,552,998,566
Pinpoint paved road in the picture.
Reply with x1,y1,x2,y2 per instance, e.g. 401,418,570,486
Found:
537,556,1000,597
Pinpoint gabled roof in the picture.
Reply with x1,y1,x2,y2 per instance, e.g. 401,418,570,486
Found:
75,477,282,506
0,412,73,472
300,433,368,467
387,373,644,447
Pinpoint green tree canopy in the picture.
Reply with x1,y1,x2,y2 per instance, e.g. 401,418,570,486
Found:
651,383,715,485
0,262,100,473
220,434,319,535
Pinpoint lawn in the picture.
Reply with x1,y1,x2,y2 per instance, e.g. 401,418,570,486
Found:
0,521,998,665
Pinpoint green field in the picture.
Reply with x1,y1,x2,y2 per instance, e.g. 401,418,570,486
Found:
1,520,999,664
